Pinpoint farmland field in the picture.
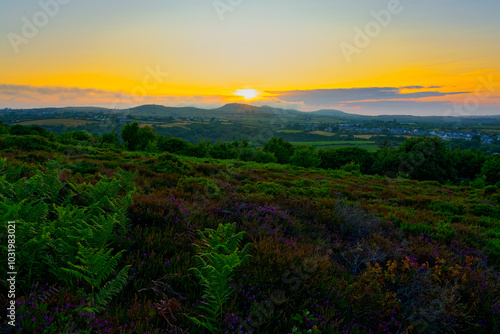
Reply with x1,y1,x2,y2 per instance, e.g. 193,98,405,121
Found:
291,140,379,151
277,130,304,133
16,118,96,126
310,130,336,136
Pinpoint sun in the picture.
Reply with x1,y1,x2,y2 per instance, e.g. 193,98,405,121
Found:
234,89,259,100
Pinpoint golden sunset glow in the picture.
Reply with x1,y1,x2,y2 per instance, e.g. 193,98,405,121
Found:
0,1,499,115
234,89,259,101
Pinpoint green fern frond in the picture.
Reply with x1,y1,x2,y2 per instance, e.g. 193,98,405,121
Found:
94,264,130,310
187,223,252,332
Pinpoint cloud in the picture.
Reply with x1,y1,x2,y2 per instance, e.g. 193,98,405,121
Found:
401,85,443,89
266,87,469,106
0,84,226,109
1,84,498,116
261,87,494,115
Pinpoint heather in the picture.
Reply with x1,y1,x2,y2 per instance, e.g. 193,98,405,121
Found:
0,135,499,333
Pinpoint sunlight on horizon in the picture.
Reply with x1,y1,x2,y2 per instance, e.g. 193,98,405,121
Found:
234,89,260,101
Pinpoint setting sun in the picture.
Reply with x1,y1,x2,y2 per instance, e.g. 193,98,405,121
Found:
234,89,259,100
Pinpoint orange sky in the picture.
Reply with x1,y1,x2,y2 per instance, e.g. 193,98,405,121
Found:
1,1,499,115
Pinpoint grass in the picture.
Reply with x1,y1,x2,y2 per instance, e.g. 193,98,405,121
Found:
290,141,379,151
17,119,96,126
277,130,304,133
310,131,336,136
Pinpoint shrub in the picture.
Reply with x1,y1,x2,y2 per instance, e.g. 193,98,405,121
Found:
319,147,373,173
483,185,498,196
254,149,277,164
238,147,257,161
482,154,500,185
158,136,192,154
264,137,294,164
177,176,221,199
0,135,58,152
290,146,321,168
469,204,499,219
340,161,361,173
150,152,190,174
69,160,99,175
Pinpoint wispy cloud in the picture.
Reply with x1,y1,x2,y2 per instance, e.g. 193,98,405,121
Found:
261,87,499,115
266,87,469,105
0,84,226,109
1,84,498,116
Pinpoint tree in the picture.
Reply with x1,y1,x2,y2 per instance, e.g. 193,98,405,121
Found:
452,149,486,181
0,121,9,134
396,137,455,183
210,142,238,160
184,139,211,158
370,147,399,177
319,147,373,173
158,136,191,154
481,154,500,185
254,149,277,164
290,146,321,168
121,121,140,150
137,125,156,151
101,130,120,146
121,122,156,151
263,137,294,164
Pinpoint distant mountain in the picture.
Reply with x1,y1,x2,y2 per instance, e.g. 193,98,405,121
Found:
309,109,355,117
124,104,210,117
3,103,499,125
203,103,301,119
62,106,112,112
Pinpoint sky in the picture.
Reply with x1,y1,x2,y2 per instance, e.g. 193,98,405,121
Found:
1,0,500,116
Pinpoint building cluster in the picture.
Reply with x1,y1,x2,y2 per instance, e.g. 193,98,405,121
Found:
316,123,500,143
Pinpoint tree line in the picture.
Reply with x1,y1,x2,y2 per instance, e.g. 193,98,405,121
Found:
1,121,499,187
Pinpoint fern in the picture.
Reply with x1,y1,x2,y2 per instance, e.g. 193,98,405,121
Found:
187,223,251,332
93,264,130,311
61,243,130,313
0,158,137,295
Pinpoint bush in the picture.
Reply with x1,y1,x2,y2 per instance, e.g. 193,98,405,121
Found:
469,204,499,219
254,149,277,163
481,154,500,185
238,147,257,161
396,137,455,183
264,137,294,164
184,140,211,158
177,176,221,198
483,185,498,196
290,146,321,168
0,135,58,152
69,160,99,175
158,136,192,154
340,161,361,173
9,124,51,138
150,152,190,174
209,142,238,160
319,147,373,173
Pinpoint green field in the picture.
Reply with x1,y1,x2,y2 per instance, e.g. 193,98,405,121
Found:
291,141,379,151
277,130,304,133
